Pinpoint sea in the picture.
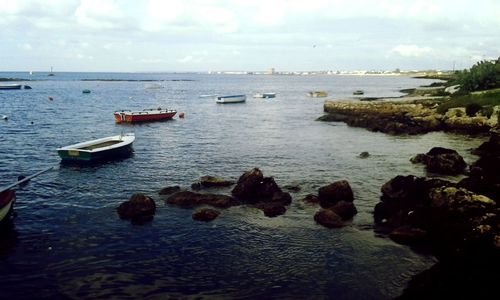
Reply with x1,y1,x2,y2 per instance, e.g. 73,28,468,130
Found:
0,72,486,299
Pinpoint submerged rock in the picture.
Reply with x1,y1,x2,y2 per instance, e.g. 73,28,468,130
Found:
158,186,181,195
197,176,234,188
331,200,357,220
314,209,344,228
192,208,220,222
117,193,156,224
166,191,237,208
411,147,466,175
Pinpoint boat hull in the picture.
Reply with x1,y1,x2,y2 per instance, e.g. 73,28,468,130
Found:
114,109,177,123
0,84,22,90
0,190,16,226
216,95,246,103
57,134,135,163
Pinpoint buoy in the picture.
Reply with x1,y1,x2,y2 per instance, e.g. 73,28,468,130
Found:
179,112,185,118
2,115,8,120
48,96,53,101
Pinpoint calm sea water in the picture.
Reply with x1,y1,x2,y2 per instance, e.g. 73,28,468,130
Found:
0,72,486,299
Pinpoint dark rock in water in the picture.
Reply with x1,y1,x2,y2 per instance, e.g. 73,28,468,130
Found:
316,113,350,122
271,191,292,205
410,147,466,175
191,182,202,190
192,208,220,222
259,203,286,217
255,177,282,200
117,193,156,224
331,200,357,220
303,194,319,204
167,191,237,208
231,168,264,201
314,209,344,228
318,180,354,208
389,226,428,245
283,183,301,192
198,175,234,188
358,151,369,158
158,186,181,195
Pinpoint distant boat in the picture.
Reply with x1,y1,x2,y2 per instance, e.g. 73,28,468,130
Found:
57,134,135,163
48,67,55,76
308,91,327,98
216,95,246,103
353,90,364,95
199,94,218,98
82,89,91,94
253,92,276,98
144,83,162,89
24,85,32,89
0,84,22,90
114,108,177,123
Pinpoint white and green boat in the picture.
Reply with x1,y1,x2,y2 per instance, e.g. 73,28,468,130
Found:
57,134,135,163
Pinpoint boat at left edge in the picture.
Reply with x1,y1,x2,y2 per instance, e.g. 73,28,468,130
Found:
57,134,135,163
0,190,16,227
0,84,22,90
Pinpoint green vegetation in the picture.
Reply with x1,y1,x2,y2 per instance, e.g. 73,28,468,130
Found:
436,88,500,114
452,57,500,94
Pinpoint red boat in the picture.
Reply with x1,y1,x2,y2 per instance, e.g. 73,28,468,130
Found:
114,108,177,123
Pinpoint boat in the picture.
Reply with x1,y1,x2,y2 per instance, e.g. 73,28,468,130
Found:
114,108,177,123
82,89,91,94
308,91,327,98
57,134,135,162
48,66,55,76
253,92,276,98
353,90,364,95
216,95,246,103
0,167,53,227
0,84,22,90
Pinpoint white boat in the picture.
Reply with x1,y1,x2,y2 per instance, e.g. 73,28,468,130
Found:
216,94,246,103
253,92,276,98
57,134,135,163
0,84,22,90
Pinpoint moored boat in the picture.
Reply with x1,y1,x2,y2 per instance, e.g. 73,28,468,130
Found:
253,92,276,98
114,108,177,123
0,190,16,227
82,89,91,94
216,94,246,103
57,134,135,162
308,91,328,97
353,90,364,95
0,84,22,90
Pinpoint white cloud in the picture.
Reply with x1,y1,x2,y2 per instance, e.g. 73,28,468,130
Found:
19,43,32,50
391,45,433,57
75,0,126,29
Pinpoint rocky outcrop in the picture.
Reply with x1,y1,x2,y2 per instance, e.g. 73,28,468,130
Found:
231,168,292,217
117,193,156,224
192,208,220,222
166,191,237,208
158,186,181,195
410,147,467,175
318,180,354,208
314,209,344,228
320,100,499,135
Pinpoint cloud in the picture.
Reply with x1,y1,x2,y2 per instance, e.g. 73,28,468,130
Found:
75,0,127,29
19,43,32,51
391,44,433,57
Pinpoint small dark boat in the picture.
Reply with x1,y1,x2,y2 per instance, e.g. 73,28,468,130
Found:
353,90,364,95
82,89,91,94
57,134,135,162
24,85,32,89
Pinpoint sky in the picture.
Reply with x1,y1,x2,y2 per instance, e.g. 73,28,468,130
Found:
1,0,499,72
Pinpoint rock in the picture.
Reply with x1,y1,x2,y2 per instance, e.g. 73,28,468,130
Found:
166,191,237,208
283,183,301,192
331,200,357,220
271,191,292,205
411,147,466,175
158,186,181,195
318,180,354,208
303,194,319,204
231,168,264,201
255,177,282,200
192,208,220,222
358,151,370,158
314,209,344,228
389,226,428,244
198,176,234,188
260,203,286,217
429,187,496,214
117,193,156,223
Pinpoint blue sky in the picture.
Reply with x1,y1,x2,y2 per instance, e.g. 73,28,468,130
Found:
1,0,499,72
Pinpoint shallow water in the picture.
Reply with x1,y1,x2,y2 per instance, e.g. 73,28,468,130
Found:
0,72,485,299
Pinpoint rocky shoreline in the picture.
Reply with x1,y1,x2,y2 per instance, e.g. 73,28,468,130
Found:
319,98,499,135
